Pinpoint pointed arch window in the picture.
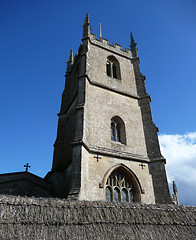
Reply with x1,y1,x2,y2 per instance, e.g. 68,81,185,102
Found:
106,56,121,80
111,116,126,144
105,167,140,203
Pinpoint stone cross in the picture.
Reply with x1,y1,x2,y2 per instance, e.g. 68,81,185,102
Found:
139,163,145,169
94,154,102,162
24,163,31,172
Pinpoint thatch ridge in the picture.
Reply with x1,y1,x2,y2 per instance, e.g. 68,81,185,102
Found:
0,195,195,239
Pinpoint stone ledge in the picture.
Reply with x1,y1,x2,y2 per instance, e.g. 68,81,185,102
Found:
71,140,150,162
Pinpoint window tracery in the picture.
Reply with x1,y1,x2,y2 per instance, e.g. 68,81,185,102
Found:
105,168,135,203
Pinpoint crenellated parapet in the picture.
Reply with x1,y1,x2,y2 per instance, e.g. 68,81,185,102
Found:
66,15,139,76
89,33,133,58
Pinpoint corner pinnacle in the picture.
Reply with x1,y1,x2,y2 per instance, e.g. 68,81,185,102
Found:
82,13,91,38
66,49,73,74
67,49,73,63
130,32,138,58
130,32,137,48
83,13,90,26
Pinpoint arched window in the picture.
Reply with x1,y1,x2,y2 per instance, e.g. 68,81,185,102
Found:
106,56,121,79
111,116,126,144
105,167,140,203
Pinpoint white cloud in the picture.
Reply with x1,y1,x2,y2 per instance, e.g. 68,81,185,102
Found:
159,133,196,206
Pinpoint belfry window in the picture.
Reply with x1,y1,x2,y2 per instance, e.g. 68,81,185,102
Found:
111,116,126,144
106,61,111,76
105,168,137,203
106,56,121,79
112,64,117,79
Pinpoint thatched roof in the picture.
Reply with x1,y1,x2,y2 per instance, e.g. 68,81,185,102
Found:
0,195,195,240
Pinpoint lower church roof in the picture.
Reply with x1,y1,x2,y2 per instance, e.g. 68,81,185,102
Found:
0,195,195,239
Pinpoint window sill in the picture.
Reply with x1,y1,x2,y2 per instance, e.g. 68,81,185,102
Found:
111,140,126,146
107,75,121,81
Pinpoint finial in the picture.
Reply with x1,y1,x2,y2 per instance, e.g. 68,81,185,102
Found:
66,49,73,74
100,23,102,38
82,13,91,38
130,32,138,58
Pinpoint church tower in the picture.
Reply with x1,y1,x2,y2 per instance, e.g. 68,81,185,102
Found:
49,15,172,204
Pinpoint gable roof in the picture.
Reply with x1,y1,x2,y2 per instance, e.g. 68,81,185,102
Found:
0,172,51,197
0,171,48,188
0,195,195,239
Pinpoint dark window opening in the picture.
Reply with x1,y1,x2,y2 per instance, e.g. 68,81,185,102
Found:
112,64,117,79
106,62,111,77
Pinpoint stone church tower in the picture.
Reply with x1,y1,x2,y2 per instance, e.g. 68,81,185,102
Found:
49,14,172,204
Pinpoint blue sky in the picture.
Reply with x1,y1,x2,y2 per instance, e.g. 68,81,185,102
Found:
0,0,196,205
